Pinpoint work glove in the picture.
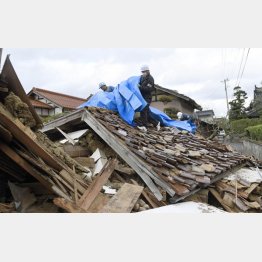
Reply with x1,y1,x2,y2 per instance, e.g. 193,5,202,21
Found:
137,126,147,132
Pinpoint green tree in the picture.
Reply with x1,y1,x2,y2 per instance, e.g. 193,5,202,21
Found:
229,86,248,120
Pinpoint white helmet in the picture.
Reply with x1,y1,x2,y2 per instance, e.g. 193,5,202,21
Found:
177,112,183,119
99,82,106,89
141,65,149,72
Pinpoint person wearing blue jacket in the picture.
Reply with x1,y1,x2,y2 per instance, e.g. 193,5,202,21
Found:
177,112,198,134
99,82,114,92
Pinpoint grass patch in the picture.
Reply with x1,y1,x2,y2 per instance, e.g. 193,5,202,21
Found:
230,118,262,134
245,124,262,141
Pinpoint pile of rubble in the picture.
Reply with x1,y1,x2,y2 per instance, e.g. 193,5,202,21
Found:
41,105,262,212
210,168,262,212
1,55,262,213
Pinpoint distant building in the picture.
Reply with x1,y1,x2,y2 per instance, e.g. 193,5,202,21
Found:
151,84,202,116
247,85,262,118
27,87,86,117
195,110,215,123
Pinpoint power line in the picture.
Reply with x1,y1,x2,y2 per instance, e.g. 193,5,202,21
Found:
231,48,241,80
229,48,239,80
237,48,251,86
235,48,246,87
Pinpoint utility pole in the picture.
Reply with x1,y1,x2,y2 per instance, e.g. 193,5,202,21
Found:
221,79,230,117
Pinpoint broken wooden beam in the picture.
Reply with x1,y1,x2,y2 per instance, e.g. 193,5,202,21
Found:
0,105,62,171
0,141,54,191
53,198,85,213
100,183,144,213
79,158,118,211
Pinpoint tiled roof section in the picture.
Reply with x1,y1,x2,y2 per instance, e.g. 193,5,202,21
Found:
31,87,86,109
87,107,249,201
196,110,215,117
155,84,202,111
29,98,53,109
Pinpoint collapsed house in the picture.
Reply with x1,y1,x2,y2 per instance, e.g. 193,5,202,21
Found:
42,106,262,212
1,55,262,213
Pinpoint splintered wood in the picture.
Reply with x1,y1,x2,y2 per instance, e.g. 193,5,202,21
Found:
79,159,118,211
209,169,262,212
0,101,93,209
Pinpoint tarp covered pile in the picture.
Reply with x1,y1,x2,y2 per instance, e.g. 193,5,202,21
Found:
79,76,196,133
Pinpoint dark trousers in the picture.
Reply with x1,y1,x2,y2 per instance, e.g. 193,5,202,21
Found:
140,104,158,127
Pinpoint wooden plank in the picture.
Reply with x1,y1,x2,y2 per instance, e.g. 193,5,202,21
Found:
242,199,261,209
82,110,173,200
100,183,143,213
0,142,54,191
0,105,87,195
209,188,233,212
144,189,167,207
0,165,25,181
59,169,86,195
16,149,83,199
141,190,158,208
73,157,95,168
0,87,8,93
0,105,62,171
56,127,76,145
222,192,235,208
87,194,110,212
0,203,15,213
53,198,85,213
63,145,90,158
216,181,249,199
79,159,118,211
244,183,259,197
41,109,84,132
131,179,158,208
0,124,12,143
234,198,249,212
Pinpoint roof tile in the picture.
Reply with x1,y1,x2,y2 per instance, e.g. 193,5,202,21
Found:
31,87,86,109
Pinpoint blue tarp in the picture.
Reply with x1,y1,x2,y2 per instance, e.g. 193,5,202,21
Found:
78,76,196,133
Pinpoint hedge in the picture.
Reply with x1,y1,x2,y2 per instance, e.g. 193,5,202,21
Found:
230,118,262,134
245,124,262,141
164,107,179,119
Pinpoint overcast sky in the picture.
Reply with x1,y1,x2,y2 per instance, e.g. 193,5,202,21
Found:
1,48,261,117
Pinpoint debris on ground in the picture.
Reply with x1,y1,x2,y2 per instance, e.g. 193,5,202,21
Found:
42,106,261,212
1,55,262,213
209,168,262,212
